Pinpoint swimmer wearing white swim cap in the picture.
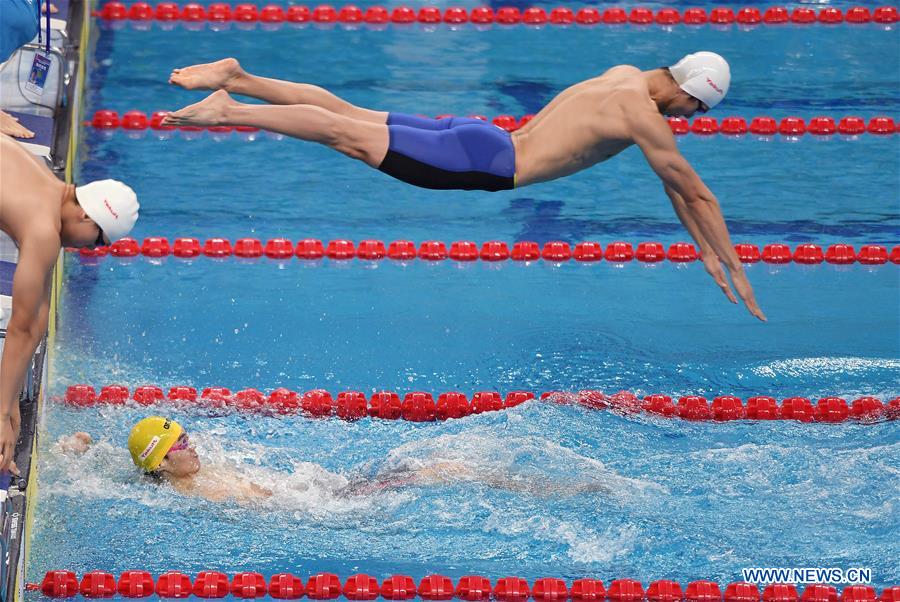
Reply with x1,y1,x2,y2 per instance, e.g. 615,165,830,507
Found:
0,134,141,472
668,51,731,112
165,54,764,322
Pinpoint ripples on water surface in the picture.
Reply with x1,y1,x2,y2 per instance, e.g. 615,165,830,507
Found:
26,4,900,592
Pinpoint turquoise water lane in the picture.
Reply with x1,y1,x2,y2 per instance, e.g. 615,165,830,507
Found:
24,5,900,593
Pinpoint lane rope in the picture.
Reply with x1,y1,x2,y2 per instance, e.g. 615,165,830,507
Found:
62,385,900,423
94,3,900,27
88,110,900,136
29,570,900,600
69,239,900,266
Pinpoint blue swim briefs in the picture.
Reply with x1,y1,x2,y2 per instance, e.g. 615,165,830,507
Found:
378,113,516,192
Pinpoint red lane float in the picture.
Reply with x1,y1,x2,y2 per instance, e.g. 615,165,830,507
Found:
73,239,900,267
95,3,900,27
29,572,900,601
91,110,899,137
62,385,900,423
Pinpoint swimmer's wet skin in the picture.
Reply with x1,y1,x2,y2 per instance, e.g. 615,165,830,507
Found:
128,416,195,474
0,136,140,472
52,417,636,505
164,53,766,321
378,114,516,191
128,416,272,503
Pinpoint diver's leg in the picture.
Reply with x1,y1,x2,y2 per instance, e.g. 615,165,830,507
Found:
169,57,388,124
164,91,389,167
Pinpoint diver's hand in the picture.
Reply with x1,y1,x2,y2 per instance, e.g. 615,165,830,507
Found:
729,266,767,322
0,418,17,472
702,252,738,305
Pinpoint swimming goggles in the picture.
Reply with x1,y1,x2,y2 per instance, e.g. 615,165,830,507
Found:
167,434,190,454
690,95,710,114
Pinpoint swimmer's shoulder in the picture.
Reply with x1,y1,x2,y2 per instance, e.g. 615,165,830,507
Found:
583,66,649,100
164,475,198,497
606,64,643,76
603,70,655,115
576,65,640,88
16,224,62,264
167,471,233,502
1,134,52,177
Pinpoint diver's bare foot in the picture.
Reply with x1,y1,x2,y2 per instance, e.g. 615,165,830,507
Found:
42,1,58,13
0,111,34,139
169,57,244,91
163,90,237,127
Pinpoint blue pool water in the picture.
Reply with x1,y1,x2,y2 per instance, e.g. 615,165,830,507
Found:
27,3,900,594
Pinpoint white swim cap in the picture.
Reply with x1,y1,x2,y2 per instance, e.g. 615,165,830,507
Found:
669,51,730,110
75,179,140,243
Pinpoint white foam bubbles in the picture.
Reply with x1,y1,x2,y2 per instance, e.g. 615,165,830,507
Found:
752,356,900,379
378,429,667,498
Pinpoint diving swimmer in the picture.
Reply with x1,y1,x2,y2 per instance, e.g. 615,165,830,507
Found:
0,135,140,472
164,52,765,322
55,416,623,505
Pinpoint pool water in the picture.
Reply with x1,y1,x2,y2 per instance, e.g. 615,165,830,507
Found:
26,1,900,592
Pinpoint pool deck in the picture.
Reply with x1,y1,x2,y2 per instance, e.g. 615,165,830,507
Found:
0,0,89,599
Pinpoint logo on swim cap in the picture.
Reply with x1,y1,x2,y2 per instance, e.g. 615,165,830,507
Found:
706,77,724,95
138,436,161,461
103,198,120,219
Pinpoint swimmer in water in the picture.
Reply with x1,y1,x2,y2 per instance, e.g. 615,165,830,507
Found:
164,52,765,321
59,418,268,503
56,416,620,505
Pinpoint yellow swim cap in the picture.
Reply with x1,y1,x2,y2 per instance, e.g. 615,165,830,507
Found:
128,417,184,472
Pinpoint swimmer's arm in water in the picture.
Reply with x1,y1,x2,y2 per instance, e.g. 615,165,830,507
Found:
170,468,273,504
245,480,274,499
56,432,93,454
411,462,535,492
409,461,471,482
371,462,611,498
201,480,272,503
628,98,766,321
350,461,477,494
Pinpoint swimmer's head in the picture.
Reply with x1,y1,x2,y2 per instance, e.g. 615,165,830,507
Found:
128,417,199,477
65,180,140,248
667,52,730,115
